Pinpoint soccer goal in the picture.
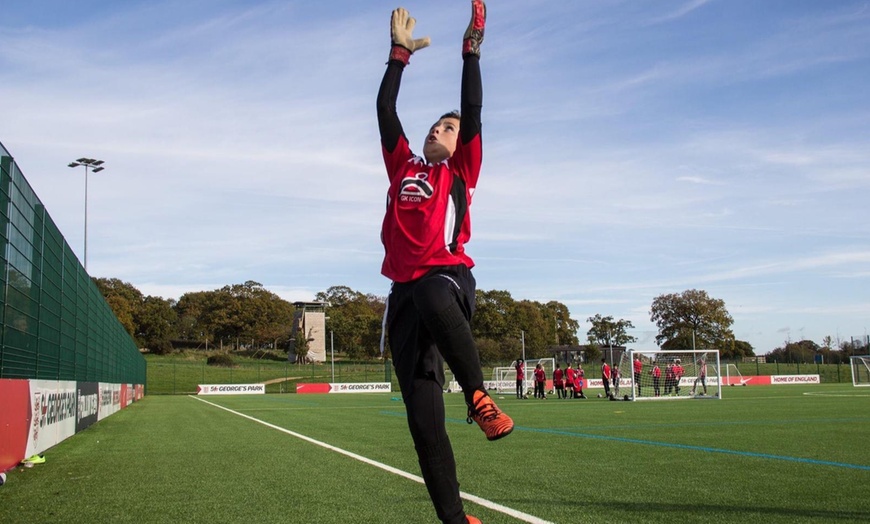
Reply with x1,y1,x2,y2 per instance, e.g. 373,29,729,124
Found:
725,363,748,387
850,355,870,387
492,358,555,396
620,350,721,401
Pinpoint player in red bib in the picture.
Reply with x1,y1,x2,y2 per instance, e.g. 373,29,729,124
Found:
377,4,507,524
534,363,547,399
515,359,525,399
565,364,577,399
601,358,612,398
673,359,685,395
651,363,662,397
665,362,675,395
691,357,708,396
633,356,643,397
553,364,565,399
573,364,587,399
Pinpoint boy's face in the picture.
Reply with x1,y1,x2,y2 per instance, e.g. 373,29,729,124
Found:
422,117,460,164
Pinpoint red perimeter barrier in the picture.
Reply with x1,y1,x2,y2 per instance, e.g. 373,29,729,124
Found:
0,379,31,472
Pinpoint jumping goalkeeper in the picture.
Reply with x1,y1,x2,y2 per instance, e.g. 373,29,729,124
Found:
376,2,513,523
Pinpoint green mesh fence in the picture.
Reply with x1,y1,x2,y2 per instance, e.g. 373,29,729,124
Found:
0,142,145,384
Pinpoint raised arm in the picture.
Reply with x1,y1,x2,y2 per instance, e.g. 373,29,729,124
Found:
377,8,430,154
376,60,405,154
460,0,486,145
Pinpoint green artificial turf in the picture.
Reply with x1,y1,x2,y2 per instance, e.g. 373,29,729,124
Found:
1,384,868,523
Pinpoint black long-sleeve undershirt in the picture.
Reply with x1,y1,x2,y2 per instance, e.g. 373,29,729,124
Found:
377,55,482,155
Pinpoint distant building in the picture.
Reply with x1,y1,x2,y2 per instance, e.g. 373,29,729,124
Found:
290,301,328,363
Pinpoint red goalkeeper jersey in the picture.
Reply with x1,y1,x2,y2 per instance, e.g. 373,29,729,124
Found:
377,56,483,283
380,134,481,282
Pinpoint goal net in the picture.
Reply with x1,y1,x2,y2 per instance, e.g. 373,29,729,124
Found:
619,349,721,401
491,358,556,396
724,363,748,386
850,355,870,387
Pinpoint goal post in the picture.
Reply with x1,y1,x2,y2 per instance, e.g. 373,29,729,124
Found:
620,349,721,401
491,358,556,396
525,358,555,395
850,355,870,387
725,363,747,387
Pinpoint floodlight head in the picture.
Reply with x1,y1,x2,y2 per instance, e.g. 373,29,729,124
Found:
92,167,104,173
76,157,90,163
68,162,81,168
91,160,105,166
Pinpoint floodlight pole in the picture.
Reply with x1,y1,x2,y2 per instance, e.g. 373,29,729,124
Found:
521,330,526,363
67,158,105,272
325,312,334,383
608,330,613,367
520,330,527,393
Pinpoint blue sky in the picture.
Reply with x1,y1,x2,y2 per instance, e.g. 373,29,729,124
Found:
2,0,868,354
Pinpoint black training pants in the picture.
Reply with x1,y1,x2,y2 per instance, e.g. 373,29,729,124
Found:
386,265,484,524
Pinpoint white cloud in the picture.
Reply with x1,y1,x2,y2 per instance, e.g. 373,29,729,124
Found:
2,1,868,355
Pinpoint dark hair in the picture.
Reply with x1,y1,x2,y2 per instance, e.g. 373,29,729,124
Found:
439,110,460,121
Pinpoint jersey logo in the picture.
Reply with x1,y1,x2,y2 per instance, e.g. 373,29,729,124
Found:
399,172,434,203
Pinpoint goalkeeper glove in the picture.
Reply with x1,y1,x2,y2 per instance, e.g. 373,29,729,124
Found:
389,7,430,65
462,0,486,57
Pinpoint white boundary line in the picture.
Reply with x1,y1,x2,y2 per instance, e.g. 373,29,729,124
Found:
191,396,553,524
802,391,870,397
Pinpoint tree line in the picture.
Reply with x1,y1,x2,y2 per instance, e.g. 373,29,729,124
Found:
94,278,585,361
765,338,869,365
99,277,866,362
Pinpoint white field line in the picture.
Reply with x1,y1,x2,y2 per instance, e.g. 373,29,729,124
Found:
191,396,553,524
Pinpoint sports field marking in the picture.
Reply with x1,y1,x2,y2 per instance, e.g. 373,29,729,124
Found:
191,396,554,524
466,419,870,471
803,391,870,398
517,426,870,471
377,411,870,472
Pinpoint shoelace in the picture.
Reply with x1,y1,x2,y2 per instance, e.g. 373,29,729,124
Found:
466,395,499,424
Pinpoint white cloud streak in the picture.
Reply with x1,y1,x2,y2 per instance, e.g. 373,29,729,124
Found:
1,1,868,354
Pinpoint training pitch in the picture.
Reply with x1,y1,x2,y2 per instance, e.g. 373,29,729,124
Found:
1,384,868,523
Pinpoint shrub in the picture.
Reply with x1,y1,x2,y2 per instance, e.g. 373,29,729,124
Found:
148,338,174,355
207,353,235,367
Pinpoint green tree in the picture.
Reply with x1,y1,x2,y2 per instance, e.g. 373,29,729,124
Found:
292,327,312,364
247,288,295,349
472,290,516,343
586,314,637,347
315,286,385,358
471,292,579,361
104,294,136,338
512,300,551,359
544,301,580,347
650,289,734,350
135,296,177,352
219,281,293,349
768,339,820,363
175,281,293,350
174,290,214,346
93,277,143,338
724,339,755,359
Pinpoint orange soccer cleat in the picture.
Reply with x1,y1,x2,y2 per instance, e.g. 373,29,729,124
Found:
466,389,513,441
466,516,482,524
